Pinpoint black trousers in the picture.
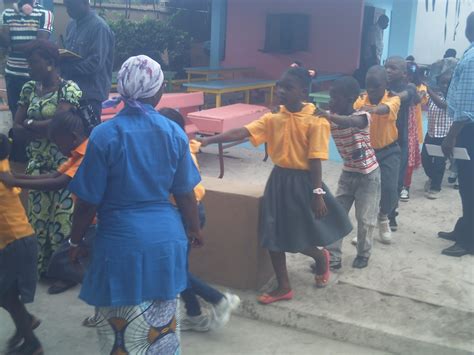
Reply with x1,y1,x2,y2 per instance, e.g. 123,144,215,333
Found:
88,99,103,122
421,134,447,191
453,124,474,252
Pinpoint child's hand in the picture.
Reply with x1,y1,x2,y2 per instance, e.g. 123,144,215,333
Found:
312,195,328,219
0,172,15,187
315,108,329,118
188,229,204,248
196,137,209,147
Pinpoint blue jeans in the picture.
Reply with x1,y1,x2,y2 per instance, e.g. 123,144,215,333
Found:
180,203,224,316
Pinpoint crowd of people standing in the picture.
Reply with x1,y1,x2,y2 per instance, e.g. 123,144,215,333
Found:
0,2,472,354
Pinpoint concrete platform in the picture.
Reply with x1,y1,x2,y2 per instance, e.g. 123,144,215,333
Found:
196,145,474,354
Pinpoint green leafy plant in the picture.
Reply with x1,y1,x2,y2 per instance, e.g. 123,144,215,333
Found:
108,17,191,76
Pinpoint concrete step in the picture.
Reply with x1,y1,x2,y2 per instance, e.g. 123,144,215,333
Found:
231,276,474,355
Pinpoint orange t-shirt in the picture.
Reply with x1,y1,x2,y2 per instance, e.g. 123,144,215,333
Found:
0,159,34,249
57,139,97,224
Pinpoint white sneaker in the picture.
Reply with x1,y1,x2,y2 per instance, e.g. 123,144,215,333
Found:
400,188,409,202
351,237,358,246
211,293,240,329
426,190,440,200
378,219,392,244
180,311,213,332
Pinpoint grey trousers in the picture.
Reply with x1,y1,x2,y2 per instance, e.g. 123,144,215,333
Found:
375,144,401,217
328,168,381,262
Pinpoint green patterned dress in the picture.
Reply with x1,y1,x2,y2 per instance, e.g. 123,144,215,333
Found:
18,80,82,276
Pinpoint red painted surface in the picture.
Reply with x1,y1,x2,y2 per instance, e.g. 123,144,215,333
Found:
222,0,365,79
188,103,270,134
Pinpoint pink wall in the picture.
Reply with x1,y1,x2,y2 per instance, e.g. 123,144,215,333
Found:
221,0,365,79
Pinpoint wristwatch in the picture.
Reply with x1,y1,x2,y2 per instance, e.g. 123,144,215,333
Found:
313,188,326,195
68,238,79,248
25,119,34,127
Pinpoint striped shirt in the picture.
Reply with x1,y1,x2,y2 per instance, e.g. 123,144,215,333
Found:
1,6,53,77
427,96,452,138
331,112,379,174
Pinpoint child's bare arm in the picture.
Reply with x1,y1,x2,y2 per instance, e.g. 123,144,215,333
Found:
175,191,203,247
11,171,61,180
360,104,390,115
200,127,250,147
309,159,327,219
426,86,447,109
319,110,368,129
0,172,71,191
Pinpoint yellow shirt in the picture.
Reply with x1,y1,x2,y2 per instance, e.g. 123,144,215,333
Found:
415,84,428,144
189,139,205,202
354,91,401,150
0,159,34,249
245,103,330,170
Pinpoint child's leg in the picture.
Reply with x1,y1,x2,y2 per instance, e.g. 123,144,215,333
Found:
1,285,40,348
327,171,355,266
301,247,327,275
188,273,224,306
268,251,291,296
403,165,414,189
354,170,381,259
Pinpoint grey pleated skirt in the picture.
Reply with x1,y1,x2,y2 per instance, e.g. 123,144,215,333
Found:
259,166,353,253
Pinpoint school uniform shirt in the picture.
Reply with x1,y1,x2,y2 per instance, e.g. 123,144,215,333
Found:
1,5,53,77
427,96,452,138
0,159,34,249
415,84,428,144
330,112,378,174
189,139,205,202
245,103,330,170
354,91,401,150
57,139,99,225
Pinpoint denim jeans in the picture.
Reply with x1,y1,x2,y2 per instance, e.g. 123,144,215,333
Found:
328,168,381,262
180,203,224,316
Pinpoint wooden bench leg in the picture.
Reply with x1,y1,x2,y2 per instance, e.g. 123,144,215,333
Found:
216,94,222,108
245,90,250,104
218,142,225,179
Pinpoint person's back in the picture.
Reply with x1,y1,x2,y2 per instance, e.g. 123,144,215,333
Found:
72,105,195,242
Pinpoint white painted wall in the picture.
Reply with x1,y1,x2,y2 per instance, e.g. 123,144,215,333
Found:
412,0,473,65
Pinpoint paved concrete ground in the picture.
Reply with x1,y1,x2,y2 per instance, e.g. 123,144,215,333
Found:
0,284,389,355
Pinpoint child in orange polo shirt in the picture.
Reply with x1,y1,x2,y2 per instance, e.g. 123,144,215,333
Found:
200,67,352,304
0,109,92,295
0,134,43,355
354,65,401,244
159,107,240,332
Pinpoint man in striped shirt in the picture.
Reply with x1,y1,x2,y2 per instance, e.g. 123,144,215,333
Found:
319,76,381,270
0,0,53,161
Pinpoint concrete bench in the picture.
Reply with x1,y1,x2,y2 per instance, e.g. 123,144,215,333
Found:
188,103,270,178
101,92,204,138
189,176,273,290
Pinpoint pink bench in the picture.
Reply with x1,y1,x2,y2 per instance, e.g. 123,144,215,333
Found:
101,92,204,138
188,103,270,178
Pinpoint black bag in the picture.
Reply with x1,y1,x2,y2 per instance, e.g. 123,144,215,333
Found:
8,127,29,163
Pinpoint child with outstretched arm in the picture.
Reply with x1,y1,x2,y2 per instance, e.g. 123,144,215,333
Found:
200,66,352,304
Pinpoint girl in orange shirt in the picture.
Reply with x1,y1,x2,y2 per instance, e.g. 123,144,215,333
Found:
200,67,352,304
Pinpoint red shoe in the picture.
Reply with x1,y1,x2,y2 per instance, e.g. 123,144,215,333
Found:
257,290,294,305
315,248,330,288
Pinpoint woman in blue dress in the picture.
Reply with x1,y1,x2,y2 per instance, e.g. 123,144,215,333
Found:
67,55,202,355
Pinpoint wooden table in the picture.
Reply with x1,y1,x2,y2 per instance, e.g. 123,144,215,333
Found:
188,103,270,178
309,91,330,108
184,79,276,108
184,66,255,82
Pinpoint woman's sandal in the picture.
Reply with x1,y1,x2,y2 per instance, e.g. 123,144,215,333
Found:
315,248,331,288
257,290,294,305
